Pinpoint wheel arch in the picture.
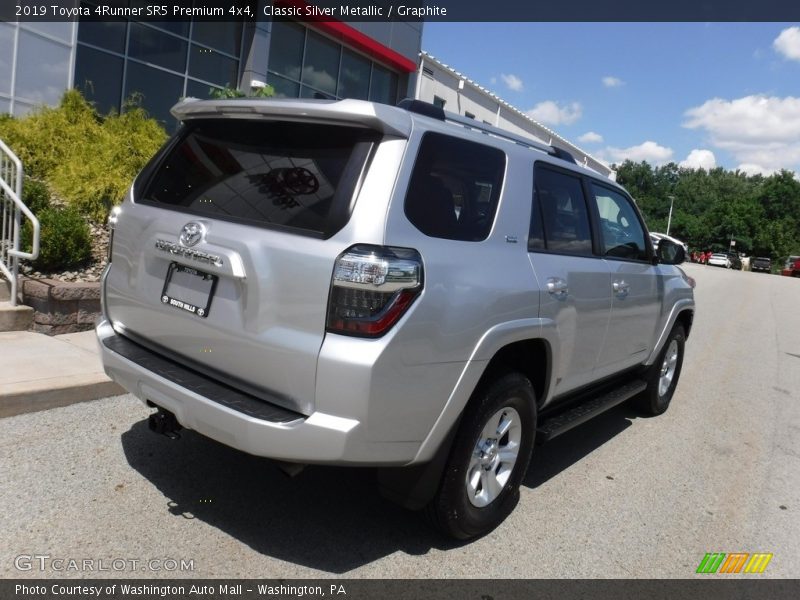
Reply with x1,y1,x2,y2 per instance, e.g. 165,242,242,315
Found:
379,331,553,511
476,338,551,409
674,308,694,339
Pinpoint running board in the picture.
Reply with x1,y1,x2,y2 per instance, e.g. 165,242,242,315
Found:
536,379,647,443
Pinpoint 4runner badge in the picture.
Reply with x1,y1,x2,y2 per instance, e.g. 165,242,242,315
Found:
179,222,205,247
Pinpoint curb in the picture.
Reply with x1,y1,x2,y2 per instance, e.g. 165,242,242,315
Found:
0,376,125,419
0,330,125,419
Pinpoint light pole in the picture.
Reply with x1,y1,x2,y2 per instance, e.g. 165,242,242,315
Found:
666,195,675,236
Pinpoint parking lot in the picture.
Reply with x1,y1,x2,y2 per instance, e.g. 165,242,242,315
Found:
2,263,799,578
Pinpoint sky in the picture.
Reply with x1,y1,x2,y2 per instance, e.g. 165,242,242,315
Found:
421,22,800,176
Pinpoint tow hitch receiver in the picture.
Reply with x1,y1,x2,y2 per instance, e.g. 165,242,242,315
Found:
148,407,182,439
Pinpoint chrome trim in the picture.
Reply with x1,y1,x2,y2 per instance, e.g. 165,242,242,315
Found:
154,240,223,267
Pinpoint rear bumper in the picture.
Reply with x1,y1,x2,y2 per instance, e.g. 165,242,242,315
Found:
96,319,418,464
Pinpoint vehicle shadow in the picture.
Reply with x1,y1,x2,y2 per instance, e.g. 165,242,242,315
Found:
523,403,637,488
120,420,449,574
121,403,638,573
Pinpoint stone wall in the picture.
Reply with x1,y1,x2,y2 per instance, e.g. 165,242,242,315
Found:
22,278,101,335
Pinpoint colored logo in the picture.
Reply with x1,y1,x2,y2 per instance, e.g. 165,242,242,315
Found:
696,552,773,574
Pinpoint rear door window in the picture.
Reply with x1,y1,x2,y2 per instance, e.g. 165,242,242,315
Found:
404,133,505,241
136,119,378,238
530,165,593,256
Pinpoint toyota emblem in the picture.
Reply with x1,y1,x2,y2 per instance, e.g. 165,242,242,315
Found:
179,222,205,247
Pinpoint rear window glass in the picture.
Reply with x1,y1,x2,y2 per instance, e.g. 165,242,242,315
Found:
404,133,505,242
137,119,377,237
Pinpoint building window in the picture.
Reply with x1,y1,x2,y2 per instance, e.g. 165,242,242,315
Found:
369,64,397,104
75,1,243,127
124,61,184,127
15,29,72,106
189,44,239,88
302,30,340,97
73,45,124,116
266,19,400,105
339,49,371,100
465,111,475,119
128,22,188,73
267,20,304,81
433,95,446,109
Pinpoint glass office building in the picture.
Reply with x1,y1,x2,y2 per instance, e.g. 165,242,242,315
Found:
0,1,421,127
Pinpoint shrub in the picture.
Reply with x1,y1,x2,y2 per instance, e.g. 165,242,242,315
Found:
49,102,167,220
0,89,167,221
21,206,92,272
0,89,101,179
22,178,51,215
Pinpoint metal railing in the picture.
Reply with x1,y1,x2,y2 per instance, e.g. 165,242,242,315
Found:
0,138,39,306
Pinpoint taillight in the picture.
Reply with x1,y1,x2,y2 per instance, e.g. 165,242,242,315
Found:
326,245,423,338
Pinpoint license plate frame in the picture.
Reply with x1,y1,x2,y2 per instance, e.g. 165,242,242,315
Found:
160,262,218,318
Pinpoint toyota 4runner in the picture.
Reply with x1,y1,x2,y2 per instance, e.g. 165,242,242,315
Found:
97,98,695,539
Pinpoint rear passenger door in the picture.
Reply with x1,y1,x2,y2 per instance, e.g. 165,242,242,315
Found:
588,181,661,376
528,164,612,396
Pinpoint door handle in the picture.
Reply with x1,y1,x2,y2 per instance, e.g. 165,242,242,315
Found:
546,277,569,300
612,280,630,297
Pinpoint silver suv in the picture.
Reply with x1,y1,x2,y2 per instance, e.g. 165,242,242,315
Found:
97,98,695,539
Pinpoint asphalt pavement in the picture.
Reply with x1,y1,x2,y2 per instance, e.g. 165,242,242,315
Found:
1,263,798,578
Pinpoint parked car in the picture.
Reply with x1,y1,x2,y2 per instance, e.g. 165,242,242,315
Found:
97,98,694,539
781,255,800,277
751,257,772,273
708,253,732,268
726,252,742,270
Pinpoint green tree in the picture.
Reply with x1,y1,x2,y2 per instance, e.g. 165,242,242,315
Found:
613,158,798,258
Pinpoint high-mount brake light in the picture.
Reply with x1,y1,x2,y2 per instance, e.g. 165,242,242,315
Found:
326,245,423,338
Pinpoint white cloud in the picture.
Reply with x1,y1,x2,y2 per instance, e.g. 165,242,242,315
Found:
680,149,717,170
526,100,582,126
774,27,800,61
684,94,800,173
500,73,523,92
602,76,624,88
601,141,674,165
578,131,604,143
737,163,776,177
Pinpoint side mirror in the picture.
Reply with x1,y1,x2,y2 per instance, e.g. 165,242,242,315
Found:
656,238,686,265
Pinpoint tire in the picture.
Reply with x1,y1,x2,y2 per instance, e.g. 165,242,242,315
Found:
426,372,536,540
634,324,686,416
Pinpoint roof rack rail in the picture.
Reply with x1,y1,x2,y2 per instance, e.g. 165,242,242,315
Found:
445,111,576,164
397,98,578,166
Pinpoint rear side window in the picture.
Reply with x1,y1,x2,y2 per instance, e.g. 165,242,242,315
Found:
530,166,592,256
404,133,505,242
137,119,377,237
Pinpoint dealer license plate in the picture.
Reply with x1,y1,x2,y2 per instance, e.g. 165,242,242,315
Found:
160,263,217,318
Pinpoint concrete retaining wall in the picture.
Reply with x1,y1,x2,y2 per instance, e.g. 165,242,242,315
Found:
22,278,101,335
